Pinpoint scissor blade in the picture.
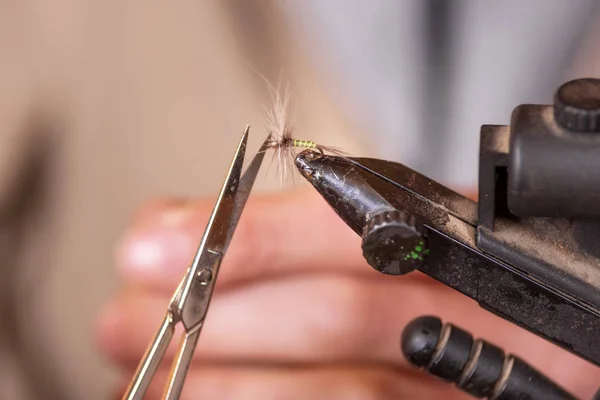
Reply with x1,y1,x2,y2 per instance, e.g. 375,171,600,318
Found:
221,132,271,252
200,127,250,252
173,127,248,316
194,128,270,254
174,129,270,321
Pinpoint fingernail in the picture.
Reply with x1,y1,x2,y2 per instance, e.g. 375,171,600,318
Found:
157,206,195,228
117,208,196,281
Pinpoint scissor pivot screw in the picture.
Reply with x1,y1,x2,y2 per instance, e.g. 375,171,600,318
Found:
197,268,213,285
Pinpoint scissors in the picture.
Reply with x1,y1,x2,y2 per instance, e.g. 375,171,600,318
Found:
122,126,270,400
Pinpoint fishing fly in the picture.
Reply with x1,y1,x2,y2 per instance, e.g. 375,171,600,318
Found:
257,74,347,185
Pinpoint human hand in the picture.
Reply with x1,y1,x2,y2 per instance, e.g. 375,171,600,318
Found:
96,188,600,399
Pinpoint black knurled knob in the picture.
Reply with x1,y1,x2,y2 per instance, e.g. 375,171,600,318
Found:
554,78,600,132
361,209,427,275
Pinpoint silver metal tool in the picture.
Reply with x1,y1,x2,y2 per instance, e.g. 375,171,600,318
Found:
122,126,270,400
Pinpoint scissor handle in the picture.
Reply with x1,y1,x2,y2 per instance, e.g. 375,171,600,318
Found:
162,328,202,399
121,314,176,400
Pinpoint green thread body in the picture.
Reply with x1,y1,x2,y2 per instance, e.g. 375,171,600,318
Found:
292,139,317,149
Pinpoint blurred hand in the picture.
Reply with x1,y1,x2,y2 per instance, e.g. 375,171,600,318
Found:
96,188,600,399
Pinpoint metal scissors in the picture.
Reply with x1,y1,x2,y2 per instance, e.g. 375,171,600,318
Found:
122,127,270,400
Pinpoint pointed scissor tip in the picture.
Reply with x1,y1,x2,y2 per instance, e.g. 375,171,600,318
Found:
238,125,250,148
240,125,250,150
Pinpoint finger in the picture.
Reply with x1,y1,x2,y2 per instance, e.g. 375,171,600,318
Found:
116,186,477,291
97,274,600,397
116,188,371,290
115,365,467,400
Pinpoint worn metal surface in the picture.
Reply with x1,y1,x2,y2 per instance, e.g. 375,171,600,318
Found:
295,151,600,367
478,124,600,312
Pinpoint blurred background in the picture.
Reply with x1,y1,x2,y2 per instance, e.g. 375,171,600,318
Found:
1,1,600,399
